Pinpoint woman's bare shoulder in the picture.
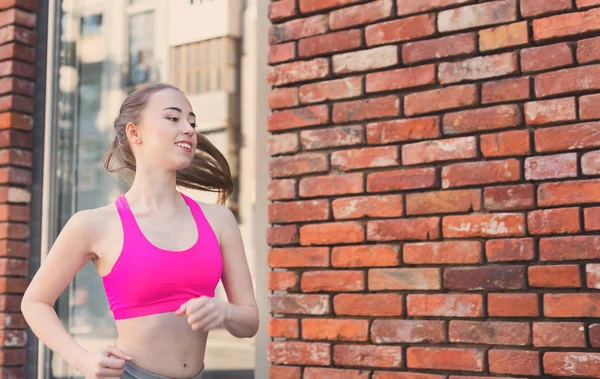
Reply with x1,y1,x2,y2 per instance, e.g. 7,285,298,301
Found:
67,202,120,236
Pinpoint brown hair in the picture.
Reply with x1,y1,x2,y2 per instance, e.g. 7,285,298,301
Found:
102,83,233,205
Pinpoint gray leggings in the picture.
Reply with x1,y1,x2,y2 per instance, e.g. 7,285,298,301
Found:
122,361,204,379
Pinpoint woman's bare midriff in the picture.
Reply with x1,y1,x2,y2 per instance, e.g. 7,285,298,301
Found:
115,312,207,378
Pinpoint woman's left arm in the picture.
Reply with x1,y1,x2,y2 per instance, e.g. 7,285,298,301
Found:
216,206,259,338
176,205,259,338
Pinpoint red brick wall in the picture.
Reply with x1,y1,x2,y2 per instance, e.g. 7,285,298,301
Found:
0,0,37,377
266,0,600,378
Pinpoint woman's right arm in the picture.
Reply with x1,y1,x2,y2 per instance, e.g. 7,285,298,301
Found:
21,210,129,377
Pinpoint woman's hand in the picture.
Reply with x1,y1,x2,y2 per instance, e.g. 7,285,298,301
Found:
77,345,131,378
175,296,231,332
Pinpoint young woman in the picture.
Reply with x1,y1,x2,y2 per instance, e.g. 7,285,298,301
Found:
21,83,259,379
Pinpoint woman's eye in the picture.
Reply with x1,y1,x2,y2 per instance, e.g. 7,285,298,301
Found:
167,116,178,122
190,123,196,128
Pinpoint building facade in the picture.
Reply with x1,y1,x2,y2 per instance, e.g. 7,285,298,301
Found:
0,0,270,378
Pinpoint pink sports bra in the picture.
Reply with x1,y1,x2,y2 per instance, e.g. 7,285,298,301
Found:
102,192,222,320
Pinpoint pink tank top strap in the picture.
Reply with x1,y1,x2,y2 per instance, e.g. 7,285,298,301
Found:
180,193,212,237
115,195,143,243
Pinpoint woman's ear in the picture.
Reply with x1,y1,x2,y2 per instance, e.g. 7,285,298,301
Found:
126,122,142,144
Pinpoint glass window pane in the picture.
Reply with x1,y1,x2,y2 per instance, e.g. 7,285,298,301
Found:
128,11,154,85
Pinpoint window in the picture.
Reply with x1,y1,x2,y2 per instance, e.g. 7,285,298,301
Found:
128,11,154,85
80,14,102,36
171,37,238,94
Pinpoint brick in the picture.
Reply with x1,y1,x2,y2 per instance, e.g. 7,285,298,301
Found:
269,318,299,338
331,245,400,268
521,43,573,73
439,52,518,84
0,25,35,46
333,46,398,74
269,0,297,22
578,0,600,7
369,268,441,290
525,97,576,125
0,258,27,276
543,352,600,377
366,14,436,46
305,367,370,379
268,179,296,201
0,277,31,293
541,236,600,261
443,159,520,189
526,154,578,181
404,241,482,264
333,96,399,123
334,293,403,316
269,15,327,44
301,125,364,150
374,374,445,379
268,247,329,268
521,0,573,17
591,324,600,348
587,264,600,288
300,173,364,198
406,189,481,216
300,77,362,104
367,168,436,192
404,33,476,66
268,271,299,291
488,293,539,317
270,294,330,315
372,320,446,344
301,270,364,292
581,94,600,120
479,21,528,52
269,153,328,178
366,64,436,93
527,207,580,235
438,0,517,32
268,87,299,109
405,84,477,116
268,342,330,365
444,266,526,290
529,265,582,288
300,221,364,245
533,322,586,347
578,36,600,64
0,347,25,365
0,43,34,64
268,58,329,87
268,105,329,132
0,240,29,258
407,347,484,371
270,365,300,379
0,8,36,28
402,136,477,165
482,77,531,104
269,133,299,155
407,294,483,317
534,7,600,41
299,29,362,57
0,204,28,222
367,217,440,241
538,179,600,206
302,318,368,341
0,223,29,240
366,117,440,144
535,64,600,98
585,207,600,230
443,104,522,135
329,0,393,30
489,350,540,375
397,0,473,16
0,149,31,168
299,0,363,13
486,237,535,262
334,345,402,368
481,130,531,157
332,195,403,219
450,321,530,345
268,41,296,64
331,146,399,171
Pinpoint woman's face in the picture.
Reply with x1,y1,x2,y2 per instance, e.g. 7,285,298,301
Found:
130,88,198,171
